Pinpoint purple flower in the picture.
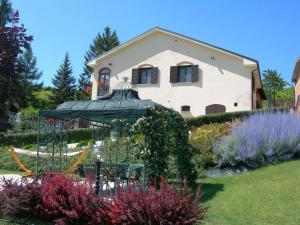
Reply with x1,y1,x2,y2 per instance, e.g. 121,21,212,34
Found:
213,111,300,168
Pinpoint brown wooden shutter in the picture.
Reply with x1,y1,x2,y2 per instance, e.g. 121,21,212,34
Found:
192,65,199,82
131,68,139,84
151,67,159,84
205,104,226,114
170,66,178,83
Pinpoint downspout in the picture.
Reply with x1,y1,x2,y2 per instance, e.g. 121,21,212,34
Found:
251,68,258,110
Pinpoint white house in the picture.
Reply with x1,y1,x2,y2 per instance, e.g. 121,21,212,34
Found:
88,27,266,117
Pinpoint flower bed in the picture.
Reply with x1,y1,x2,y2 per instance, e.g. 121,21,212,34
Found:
213,112,300,168
0,174,204,225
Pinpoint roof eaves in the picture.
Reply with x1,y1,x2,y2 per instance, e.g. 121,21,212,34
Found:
87,26,259,67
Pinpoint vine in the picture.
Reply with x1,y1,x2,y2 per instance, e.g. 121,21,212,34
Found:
132,107,196,183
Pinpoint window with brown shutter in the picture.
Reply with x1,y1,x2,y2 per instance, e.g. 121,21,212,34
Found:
171,65,199,83
132,67,159,85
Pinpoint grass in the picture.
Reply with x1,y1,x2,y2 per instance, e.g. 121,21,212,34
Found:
0,169,21,174
201,159,300,225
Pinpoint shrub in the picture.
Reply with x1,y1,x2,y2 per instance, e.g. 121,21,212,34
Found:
0,178,42,217
0,174,108,225
108,178,205,225
0,128,94,146
40,174,107,225
186,107,288,128
213,112,300,168
190,122,231,177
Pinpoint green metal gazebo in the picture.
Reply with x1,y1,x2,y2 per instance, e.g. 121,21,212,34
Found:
36,82,169,191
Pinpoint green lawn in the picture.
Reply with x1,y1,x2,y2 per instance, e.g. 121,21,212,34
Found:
0,169,21,174
201,159,300,225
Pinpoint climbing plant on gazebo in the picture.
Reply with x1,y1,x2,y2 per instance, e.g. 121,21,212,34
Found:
132,107,196,183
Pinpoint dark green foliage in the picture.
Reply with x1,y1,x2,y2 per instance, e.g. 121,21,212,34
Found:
51,53,76,106
0,0,12,28
0,128,94,146
17,47,43,108
78,27,119,99
262,69,289,102
133,108,195,183
186,107,288,128
0,0,32,132
275,87,294,101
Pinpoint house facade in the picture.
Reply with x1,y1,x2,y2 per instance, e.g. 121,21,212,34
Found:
88,27,266,117
292,57,300,113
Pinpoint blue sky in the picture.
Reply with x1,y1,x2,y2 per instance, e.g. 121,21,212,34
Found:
13,0,300,87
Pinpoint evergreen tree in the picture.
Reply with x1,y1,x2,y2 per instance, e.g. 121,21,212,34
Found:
78,26,119,99
17,47,43,108
0,0,32,132
51,53,76,106
262,69,288,102
0,0,12,28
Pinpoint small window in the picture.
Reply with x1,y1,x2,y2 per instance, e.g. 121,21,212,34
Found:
139,68,153,84
97,68,110,96
178,66,192,82
234,102,238,107
181,105,190,112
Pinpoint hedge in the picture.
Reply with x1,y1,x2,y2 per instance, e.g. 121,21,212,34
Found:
0,128,95,147
186,107,289,128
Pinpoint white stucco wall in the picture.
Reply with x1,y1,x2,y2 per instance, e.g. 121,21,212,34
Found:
91,32,253,117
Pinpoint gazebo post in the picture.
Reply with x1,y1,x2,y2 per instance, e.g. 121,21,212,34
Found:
51,119,56,172
59,119,63,172
36,116,41,175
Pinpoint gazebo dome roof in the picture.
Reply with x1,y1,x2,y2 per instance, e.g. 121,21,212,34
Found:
39,88,167,123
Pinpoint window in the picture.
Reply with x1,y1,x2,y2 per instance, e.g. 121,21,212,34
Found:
97,68,110,96
132,67,158,85
181,105,190,112
139,68,153,84
178,66,192,82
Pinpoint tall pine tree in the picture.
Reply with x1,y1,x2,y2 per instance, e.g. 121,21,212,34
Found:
51,53,76,106
78,26,119,99
17,47,43,108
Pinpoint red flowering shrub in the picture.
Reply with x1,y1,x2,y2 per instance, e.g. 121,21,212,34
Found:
107,177,205,225
39,173,108,225
0,175,205,225
0,174,108,225
0,178,42,217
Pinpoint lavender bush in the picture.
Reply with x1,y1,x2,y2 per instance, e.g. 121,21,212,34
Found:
213,112,300,168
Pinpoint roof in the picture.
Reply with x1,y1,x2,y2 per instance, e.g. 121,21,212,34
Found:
292,57,300,83
39,89,167,123
87,26,259,67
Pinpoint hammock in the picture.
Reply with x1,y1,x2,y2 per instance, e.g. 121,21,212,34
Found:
8,147,89,175
12,147,85,158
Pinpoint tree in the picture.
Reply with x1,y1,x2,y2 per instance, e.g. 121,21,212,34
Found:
17,47,43,108
0,0,32,132
262,69,288,102
78,26,119,99
0,0,12,28
51,53,76,106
